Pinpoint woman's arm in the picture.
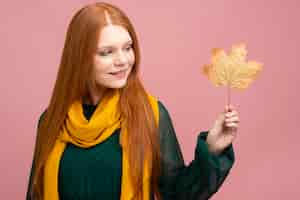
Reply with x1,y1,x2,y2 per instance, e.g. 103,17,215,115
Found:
157,101,235,200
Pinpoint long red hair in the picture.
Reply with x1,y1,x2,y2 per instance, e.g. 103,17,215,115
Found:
31,2,161,199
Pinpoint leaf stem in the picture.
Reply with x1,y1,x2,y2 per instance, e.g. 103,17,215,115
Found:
227,84,231,112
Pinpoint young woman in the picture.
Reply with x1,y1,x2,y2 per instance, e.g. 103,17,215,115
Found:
26,2,239,200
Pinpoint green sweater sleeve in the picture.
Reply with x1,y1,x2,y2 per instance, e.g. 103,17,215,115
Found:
157,101,235,200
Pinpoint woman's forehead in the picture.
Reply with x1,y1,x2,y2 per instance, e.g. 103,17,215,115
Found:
98,25,132,48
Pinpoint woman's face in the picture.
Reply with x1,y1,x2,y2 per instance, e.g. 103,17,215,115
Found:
92,24,135,90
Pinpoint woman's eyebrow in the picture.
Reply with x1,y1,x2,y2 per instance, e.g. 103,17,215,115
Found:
98,40,133,49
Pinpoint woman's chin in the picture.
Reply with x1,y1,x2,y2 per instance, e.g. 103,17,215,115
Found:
105,79,128,89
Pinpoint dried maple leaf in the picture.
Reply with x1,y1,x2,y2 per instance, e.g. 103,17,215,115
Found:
202,43,263,90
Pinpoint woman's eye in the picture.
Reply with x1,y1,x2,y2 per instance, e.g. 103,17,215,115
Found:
99,50,112,56
125,45,133,51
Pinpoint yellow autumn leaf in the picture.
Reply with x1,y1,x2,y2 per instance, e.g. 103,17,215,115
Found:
202,43,263,90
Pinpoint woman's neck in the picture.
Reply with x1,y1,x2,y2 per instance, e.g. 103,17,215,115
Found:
83,85,108,106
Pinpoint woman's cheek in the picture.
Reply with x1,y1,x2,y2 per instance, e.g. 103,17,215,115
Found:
94,57,113,71
129,51,135,65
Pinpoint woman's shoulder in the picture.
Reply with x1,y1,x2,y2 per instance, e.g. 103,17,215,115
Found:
156,100,176,133
157,100,172,121
37,109,47,128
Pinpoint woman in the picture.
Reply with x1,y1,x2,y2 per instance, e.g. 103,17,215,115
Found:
26,2,239,200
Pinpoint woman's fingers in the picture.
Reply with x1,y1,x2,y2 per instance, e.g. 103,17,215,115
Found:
225,122,239,127
225,116,239,123
222,105,240,127
225,108,240,127
225,110,238,117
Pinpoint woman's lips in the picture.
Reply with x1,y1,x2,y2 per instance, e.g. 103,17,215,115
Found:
109,69,127,79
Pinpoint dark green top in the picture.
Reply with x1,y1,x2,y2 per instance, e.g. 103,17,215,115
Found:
26,100,235,200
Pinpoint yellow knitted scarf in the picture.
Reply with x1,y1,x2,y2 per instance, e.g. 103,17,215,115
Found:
43,89,159,200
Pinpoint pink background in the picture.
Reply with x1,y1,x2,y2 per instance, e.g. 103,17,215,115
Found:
1,0,299,199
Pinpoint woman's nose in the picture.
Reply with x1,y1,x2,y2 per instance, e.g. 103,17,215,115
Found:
114,51,127,66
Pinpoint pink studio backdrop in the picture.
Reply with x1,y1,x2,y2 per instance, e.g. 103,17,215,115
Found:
1,0,299,199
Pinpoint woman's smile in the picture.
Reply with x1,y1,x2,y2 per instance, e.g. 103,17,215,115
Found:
109,68,128,79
